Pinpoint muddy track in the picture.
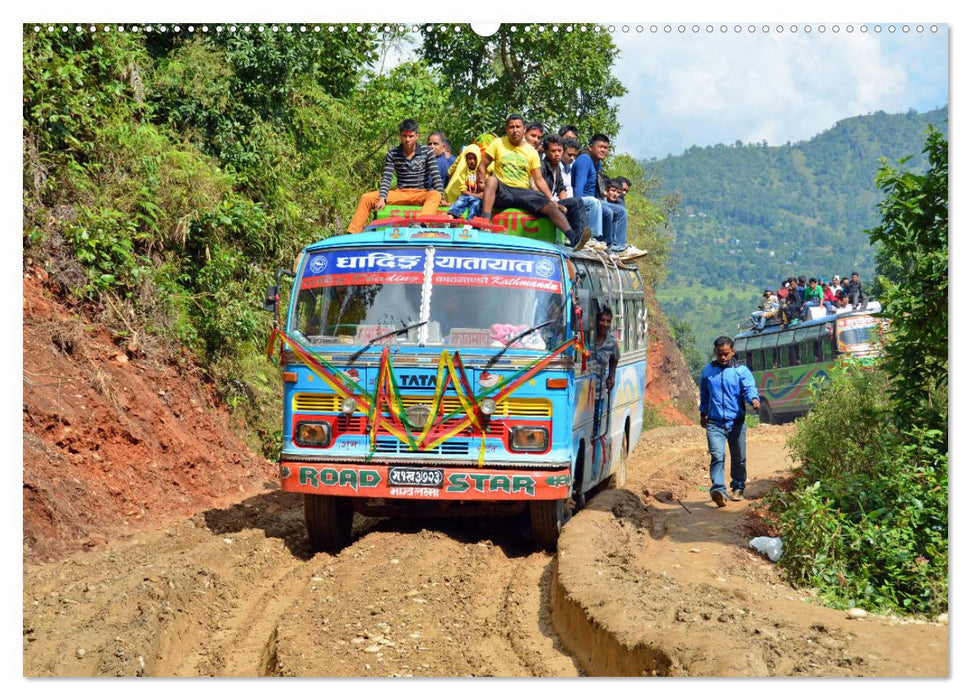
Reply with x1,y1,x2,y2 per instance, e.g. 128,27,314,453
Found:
23,489,579,677
23,424,947,677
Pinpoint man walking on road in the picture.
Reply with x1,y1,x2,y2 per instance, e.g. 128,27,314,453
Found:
699,337,760,507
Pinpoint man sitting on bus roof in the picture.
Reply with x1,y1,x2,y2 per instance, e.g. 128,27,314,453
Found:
801,277,836,320
845,272,869,310
538,134,591,250
751,287,779,331
347,118,444,233
477,114,586,250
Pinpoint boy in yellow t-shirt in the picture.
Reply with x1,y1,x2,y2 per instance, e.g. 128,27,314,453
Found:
476,114,588,250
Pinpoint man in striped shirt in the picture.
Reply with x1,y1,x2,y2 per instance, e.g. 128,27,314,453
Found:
347,119,445,233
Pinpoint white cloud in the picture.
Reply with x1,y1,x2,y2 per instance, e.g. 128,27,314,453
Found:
613,28,947,159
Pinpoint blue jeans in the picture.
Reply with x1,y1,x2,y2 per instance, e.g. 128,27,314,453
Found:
707,419,747,495
448,194,482,220
600,200,628,250
580,197,603,238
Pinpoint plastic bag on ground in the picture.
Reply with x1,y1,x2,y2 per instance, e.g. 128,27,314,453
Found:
749,536,783,562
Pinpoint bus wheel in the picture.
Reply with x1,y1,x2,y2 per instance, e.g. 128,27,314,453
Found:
606,433,629,489
759,401,775,425
304,494,353,553
529,499,570,552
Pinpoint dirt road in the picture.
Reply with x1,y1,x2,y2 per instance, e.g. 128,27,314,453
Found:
22,425,947,677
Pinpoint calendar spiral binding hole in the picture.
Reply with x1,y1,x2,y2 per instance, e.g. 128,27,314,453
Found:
33,23,940,36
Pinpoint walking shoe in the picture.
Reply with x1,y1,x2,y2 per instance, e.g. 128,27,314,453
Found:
711,490,727,507
619,244,649,261
572,228,592,251
729,489,743,501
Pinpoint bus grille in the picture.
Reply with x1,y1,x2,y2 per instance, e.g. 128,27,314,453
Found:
333,415,504,438
294,393,551,417
373,438,471,456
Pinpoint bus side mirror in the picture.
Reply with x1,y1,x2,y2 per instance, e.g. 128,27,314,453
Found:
576,288,596,336
263,285,279,313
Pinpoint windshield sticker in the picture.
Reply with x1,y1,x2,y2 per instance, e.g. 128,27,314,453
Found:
433,252,561,293
301,249,426,288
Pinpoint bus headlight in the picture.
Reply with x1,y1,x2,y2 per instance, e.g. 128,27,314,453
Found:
480,398,496,416
510,426,549,452
341,396,357,414
295,421,332,447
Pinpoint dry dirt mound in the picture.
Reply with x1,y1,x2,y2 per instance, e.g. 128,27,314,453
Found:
22,270,276,563
551,425,948,677
644,289,697,426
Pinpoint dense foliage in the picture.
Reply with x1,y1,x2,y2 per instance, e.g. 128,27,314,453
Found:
22,24,669,456
650,108,947,356
419,24,625,147
768,129,948,616
869,127,948,432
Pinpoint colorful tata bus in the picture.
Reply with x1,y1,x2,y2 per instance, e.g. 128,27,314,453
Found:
733,307,886,424
264,209,648,552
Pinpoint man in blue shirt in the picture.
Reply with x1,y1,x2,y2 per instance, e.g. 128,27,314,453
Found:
427,131,455,189
570,134,643,261
699,336,760,506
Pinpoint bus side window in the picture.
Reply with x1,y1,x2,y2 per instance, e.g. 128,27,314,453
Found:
813,340,823,363
788,344,800,366
773,347,781,368
753,350,765,371
822,337,834,361
742,352,752,369
624,299,637,352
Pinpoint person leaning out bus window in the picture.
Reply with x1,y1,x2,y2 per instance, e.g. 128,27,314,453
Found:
699,337,760,507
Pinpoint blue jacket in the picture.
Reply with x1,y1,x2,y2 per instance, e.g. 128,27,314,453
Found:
571,152,600,197
699,361,759,423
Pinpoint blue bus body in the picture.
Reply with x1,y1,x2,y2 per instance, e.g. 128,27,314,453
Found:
271,222,647,550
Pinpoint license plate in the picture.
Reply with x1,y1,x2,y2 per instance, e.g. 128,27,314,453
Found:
388,466,445,488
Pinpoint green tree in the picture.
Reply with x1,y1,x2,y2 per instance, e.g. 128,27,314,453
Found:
418,24,625,146
868,126,948,433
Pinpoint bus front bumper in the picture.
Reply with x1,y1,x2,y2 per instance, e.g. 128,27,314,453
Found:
280,461,572,501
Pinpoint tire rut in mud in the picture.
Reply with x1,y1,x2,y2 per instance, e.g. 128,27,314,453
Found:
271,515,579,677
24,493,580,677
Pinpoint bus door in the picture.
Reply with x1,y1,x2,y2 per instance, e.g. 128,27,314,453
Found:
575,257,621,481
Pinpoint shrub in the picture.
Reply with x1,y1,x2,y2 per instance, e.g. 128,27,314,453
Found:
767,366,948,615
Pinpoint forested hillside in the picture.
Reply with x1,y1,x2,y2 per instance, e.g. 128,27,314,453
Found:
22,24,673,457
647,107,947,361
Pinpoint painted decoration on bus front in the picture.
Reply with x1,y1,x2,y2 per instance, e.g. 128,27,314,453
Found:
432,251,562,293
301,249,426,289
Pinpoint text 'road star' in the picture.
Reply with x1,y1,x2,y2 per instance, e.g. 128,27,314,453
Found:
299,467,381,490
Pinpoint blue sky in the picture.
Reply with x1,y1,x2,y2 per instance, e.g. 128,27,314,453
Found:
612,24,949,160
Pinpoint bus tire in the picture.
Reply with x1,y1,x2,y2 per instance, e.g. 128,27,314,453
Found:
759,401,775,425
304,494,353,553
530,499,570,551
606,432,629,489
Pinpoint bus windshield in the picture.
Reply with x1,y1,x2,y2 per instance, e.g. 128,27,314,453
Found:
291,246,566,349
836,315,881,356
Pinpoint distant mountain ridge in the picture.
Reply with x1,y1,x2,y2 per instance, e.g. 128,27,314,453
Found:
646,106,947,359
646,106,947,287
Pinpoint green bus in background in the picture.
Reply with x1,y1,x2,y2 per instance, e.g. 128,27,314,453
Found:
733,308,886,424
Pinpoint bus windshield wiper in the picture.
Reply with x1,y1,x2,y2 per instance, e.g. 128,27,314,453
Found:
348,320,427,364
484,320,556,369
